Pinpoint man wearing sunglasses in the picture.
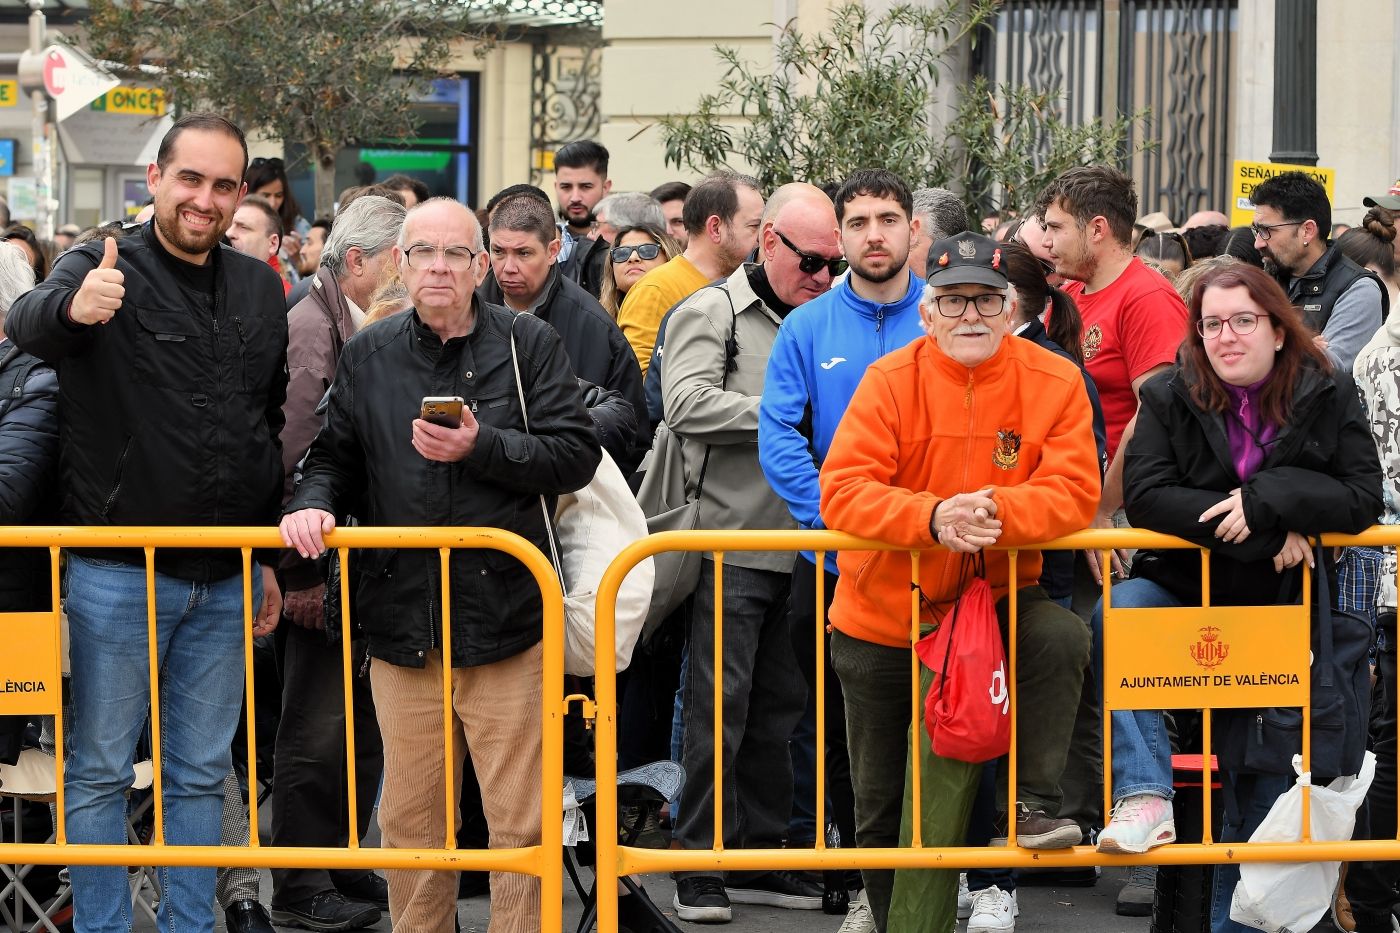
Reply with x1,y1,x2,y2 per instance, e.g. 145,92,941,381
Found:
758,169,930,930
664,182,840,924
1251,171,1387,373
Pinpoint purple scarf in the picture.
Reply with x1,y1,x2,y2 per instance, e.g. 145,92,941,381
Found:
1222,376,1278,481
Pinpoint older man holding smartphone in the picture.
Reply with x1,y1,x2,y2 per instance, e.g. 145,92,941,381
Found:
281,197,599,933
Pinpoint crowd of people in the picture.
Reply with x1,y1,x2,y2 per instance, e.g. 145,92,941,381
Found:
2,111,1400,933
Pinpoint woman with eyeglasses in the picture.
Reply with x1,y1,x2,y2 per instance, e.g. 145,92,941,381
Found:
1093,262,1380,933
599,224,679,319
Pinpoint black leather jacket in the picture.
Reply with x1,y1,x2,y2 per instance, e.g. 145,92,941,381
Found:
287,301,600,668
7,223,288,581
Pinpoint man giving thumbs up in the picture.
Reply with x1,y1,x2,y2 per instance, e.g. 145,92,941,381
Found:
6,113,289,933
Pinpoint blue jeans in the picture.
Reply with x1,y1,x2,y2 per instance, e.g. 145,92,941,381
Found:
1209,771,1291,933
1092,577,1180,803
65,555,260,933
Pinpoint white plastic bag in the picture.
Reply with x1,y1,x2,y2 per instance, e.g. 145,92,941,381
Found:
1230,751,1376,932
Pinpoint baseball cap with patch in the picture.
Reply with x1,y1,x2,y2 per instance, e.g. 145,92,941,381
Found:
925,232,1010,289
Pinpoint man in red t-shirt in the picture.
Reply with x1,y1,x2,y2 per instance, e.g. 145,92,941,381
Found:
1034,166,1188,580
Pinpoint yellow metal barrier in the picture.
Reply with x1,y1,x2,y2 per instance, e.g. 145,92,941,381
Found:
591,527,1400,931
0,526,566,930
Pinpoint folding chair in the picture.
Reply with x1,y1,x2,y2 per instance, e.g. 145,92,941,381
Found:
0,749,67,933
0,748,160,933
564,760,685,933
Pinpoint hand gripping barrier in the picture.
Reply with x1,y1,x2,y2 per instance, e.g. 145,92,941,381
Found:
0,526,567,932
590,527,1400,932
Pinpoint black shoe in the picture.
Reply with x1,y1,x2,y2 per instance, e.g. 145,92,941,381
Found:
224,900,275,933
270,891,381,932
673,876,731,923
458,870,491,899
335,873,389,910
725,870,823,910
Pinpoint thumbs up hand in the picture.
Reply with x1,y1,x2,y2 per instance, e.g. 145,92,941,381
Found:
69,237,125,326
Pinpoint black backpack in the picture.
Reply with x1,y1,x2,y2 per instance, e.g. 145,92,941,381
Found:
1217,541,1373,778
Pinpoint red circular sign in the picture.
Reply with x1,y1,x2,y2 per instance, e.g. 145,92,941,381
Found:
42,49,67,97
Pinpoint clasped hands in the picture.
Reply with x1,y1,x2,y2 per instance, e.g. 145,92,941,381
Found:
933,487,1001,553
1199,488,1311,572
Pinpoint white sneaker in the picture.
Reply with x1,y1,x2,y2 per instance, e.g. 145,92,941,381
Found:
837,888,875,933
1097,793,1176,854
967,885,1016,933
957,872,971,919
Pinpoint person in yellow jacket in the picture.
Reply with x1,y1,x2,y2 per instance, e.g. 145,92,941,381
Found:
819,231,1101,933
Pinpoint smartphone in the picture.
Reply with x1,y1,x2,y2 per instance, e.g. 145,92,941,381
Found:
420,396,465,428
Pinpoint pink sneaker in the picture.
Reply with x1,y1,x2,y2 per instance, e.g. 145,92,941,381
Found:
1097,793,1176,854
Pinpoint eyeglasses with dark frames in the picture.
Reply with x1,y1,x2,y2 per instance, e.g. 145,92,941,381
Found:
1250,221,1302,241
774,230,848,277
931,293,1008,318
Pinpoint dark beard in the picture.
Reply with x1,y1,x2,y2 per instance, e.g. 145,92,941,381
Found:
558,205,595,230
155,205,225,258
851,249,909,285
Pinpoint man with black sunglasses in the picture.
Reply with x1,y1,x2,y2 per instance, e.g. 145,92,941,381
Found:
664,182,836,924
758,169,929,932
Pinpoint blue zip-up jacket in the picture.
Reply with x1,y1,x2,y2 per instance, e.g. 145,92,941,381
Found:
759,269,926,572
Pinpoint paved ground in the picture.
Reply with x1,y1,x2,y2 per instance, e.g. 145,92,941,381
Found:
193,864,1153,933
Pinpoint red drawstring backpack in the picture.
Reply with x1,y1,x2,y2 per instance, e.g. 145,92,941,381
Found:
914,553,1012,763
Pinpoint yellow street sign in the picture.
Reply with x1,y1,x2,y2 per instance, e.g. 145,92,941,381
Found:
90,85,166,117
1231,160,1336,227
0,80,19,108
1104,604,1310,711
0,612,62,715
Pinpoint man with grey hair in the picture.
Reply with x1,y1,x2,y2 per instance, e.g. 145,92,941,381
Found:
909,186,968,278
595,190,667,246
267,192,407,933
282,197,599,933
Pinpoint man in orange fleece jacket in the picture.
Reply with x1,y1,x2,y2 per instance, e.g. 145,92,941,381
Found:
819,232,1100,932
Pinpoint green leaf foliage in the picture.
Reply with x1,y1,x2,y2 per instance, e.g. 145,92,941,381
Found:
87,0,508,214
658,1,1149,223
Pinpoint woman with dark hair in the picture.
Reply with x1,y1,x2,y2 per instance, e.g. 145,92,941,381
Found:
1093,262,1381,932
1135,230,1193,283
3,224,48,282
1220,225,1265,268
598,223,680,319
1336,207,1399,310
244,156,307,237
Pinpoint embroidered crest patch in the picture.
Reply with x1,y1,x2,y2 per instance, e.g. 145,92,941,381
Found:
957,239,978,259
993,429,1022,470
1082,323,1103,362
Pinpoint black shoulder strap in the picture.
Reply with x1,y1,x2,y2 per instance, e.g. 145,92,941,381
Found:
691,283,738,499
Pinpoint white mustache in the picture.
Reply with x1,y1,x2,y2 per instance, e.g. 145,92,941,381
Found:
952,325,992,336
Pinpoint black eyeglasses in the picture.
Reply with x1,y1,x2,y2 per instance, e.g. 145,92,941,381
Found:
931,294,1008,318
610,243,661,263
775,230,848,277
1250,220,1302,241
250,157,284,169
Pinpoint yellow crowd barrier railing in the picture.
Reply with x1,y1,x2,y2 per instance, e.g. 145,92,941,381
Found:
591,527,1400,932
0,526,566,931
